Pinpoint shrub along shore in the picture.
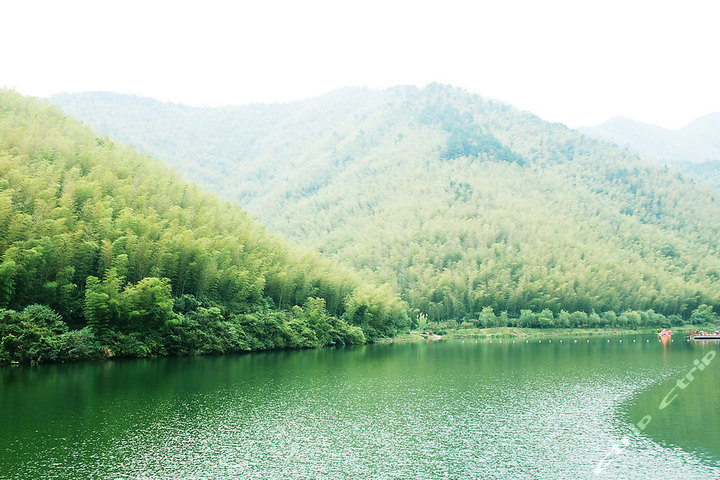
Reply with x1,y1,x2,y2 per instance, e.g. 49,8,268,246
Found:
3,303,718,365
0,298,368,366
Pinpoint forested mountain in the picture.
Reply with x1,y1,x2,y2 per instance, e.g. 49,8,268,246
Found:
580,114,720,189
0,91,408,364
51,86,720,323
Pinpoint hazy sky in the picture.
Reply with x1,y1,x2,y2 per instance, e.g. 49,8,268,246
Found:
3,0,718,129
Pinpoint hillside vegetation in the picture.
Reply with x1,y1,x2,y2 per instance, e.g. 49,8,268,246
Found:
0,91,408,364
51,86,720,324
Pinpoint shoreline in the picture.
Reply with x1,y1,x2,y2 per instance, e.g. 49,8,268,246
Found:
375,325,720,343
6,325,718,366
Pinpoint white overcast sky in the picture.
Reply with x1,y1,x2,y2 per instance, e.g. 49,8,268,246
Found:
2,0,719,129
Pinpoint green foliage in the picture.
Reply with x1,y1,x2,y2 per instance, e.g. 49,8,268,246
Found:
121,277,174,332
342,285,409,340
420,102,524,164
0,305,102,364
0,260,16,308
477,307,496,328
49,86,720,324
56,327,103,361
690,304,716,325
537,309,555,329
114,332,154,358
84,270,122,337
0,296,368,365
292,297,366,346
415,312,429,330
160,298,364,357
425,307,710,333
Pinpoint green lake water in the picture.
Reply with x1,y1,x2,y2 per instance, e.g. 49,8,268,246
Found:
1,336,719,479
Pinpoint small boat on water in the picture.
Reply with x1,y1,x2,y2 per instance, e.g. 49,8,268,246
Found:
422,331,442,341
657,329,672,338
692,334,720,340
690,330,720,340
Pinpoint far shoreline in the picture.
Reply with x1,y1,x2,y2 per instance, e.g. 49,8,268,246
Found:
374,324,720,343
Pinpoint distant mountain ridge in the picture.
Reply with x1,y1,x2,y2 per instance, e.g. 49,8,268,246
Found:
50,86,720,321
580,113,720,189
580,113,720,165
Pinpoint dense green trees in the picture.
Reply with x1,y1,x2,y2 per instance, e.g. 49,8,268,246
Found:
426,305,711,334
51,85,720,323
84,271,174,336
0,90,408,364
0,305,102,364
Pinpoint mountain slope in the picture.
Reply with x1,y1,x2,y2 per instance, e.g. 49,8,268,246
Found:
0,90,408,364
51,86,720,321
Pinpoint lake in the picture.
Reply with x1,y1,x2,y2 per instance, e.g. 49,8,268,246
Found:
1,336,719,479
